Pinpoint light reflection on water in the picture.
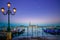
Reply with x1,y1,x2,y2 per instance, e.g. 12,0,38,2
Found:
13,27,60,40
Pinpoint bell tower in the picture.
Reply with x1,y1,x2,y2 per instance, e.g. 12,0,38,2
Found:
29,22,31,26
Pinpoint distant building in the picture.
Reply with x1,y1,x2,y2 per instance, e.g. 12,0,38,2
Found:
29,22,37,28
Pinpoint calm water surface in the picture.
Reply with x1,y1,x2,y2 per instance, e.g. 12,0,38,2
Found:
12,27,60,40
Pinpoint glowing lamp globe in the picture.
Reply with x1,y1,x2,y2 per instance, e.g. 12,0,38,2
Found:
1,8,5,13
13,8,16,13
7,2,11,8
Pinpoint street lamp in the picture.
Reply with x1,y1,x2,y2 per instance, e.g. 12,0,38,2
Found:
1,2,16,32
13,8,16,13
7,2,11,8
1,7,5,13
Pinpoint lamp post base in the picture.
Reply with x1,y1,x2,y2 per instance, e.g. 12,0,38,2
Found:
6,32,12,40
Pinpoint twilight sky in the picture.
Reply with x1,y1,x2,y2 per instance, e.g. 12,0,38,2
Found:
0,0,60,24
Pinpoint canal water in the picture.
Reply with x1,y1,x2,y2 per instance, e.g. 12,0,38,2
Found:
12,27,60,40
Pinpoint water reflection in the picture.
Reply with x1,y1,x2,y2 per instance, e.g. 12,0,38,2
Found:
12,26,60,40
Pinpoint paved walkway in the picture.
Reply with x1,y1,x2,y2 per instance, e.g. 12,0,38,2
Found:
13,37,48,40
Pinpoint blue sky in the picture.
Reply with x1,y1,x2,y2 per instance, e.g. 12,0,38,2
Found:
0,0,60,25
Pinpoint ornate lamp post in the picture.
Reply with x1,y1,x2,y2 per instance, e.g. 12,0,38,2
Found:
1,2,16,32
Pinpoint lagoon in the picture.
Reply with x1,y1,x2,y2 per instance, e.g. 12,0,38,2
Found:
12,26,60,40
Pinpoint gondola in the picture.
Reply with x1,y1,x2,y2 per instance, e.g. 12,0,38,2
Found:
43,27,60,35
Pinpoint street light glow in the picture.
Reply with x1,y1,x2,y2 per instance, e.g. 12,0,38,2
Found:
1,8,5,13
7,2,11,8
13,8,16,13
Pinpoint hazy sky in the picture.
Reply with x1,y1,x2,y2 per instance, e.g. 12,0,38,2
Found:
0,0,60,24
